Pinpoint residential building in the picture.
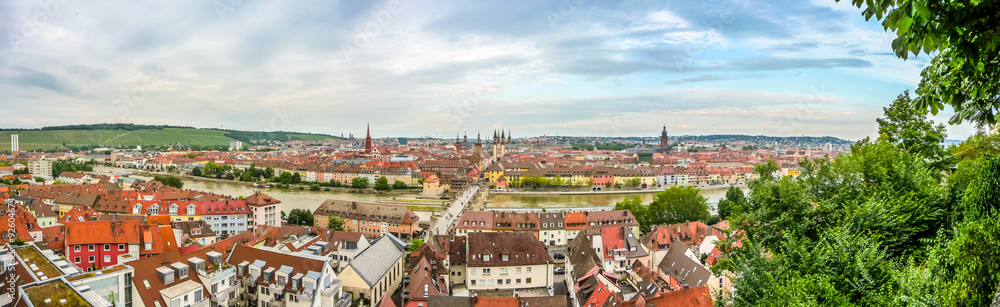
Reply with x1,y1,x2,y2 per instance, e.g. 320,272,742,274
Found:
172,220,218,246
27,159,52,178
64,220,142,271
229,244,345,307
313,200,420,239
65,264,135,307
199,199,250,237
339,234,407,306
465,232,554,292
657,244,713,291
539,212,566,246
455,211,493,235
246,191,281,229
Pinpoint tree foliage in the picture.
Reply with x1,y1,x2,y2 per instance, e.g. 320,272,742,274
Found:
327,216,346,231
351,177,369,189
614,186,709,233
717,185,744,221
718,138,1000,306
407,239,425,252
285,209,314,226
374,177,391,191
877,90,948,168
153,176,184,189
839,0,1000,127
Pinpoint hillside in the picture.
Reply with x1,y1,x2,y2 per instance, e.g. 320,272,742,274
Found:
0,124,339,152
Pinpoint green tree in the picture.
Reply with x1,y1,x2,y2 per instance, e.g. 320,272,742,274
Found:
648,186,710,225
614,196,651,232
11,239,26,246
263,167,274,178
926,156,1000,306
393,180,407,189
191,167,202,177
153,176,184,189
286,209,314,226
34,177,44,183
720,140,951,306
623,177,642,187
877,90,948,168
330,180,342,188
840,0,1000,127
614,186,709,233
407,239,425,252
351,177,369,189
327,216,346,230
291,173,302,184
374,177,391,191
717,185,744,221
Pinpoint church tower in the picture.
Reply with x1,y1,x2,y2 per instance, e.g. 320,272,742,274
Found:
364,123,373,154
475,132,483,157
660,125,669,154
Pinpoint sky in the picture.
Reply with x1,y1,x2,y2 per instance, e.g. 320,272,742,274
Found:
0,0,977,140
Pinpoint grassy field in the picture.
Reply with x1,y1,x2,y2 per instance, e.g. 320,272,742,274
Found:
105,128,232,147
0,130,122,151
0,127,338,152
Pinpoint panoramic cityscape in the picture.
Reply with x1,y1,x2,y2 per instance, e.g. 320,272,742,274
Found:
1,1,999,307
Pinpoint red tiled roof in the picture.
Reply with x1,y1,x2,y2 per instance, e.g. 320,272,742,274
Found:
65,220,141,245
245,191,281,207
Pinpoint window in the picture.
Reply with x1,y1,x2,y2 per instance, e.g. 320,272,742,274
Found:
500,268,507,274
119,244,126,251
516,267,521,273
74,257,80,263
506,279,511,284
89,244,95,251
104,244,110,251
496,279,502,285
516,278,521,284
104,255,110,263
502,254,509,261
483,268,491,274
526,267,531,273
74,246,80,252
526,278,532,284
169,205,178,215
89,256,95,262
483,255,490,262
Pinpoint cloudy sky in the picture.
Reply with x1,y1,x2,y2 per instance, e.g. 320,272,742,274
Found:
0,0,974,140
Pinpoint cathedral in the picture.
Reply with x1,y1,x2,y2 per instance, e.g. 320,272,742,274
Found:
491,130,517,163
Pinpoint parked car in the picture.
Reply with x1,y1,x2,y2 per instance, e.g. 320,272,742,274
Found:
554,268,565,274
553,254,566,260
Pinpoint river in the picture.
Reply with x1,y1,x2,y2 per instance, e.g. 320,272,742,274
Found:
131,174,743,212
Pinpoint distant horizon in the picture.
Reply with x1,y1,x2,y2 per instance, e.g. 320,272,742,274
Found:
0,122,868,141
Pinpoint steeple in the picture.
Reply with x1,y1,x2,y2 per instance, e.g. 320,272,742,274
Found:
507,130,511,143
364,122,373,154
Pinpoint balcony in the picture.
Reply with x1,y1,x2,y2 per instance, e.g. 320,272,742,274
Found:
269,283,285,296
212,282,241,302
403,275,410,287
268,298,285,307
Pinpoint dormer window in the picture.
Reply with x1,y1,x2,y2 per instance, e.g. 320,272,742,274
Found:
483,255,490,262
502,254,508,261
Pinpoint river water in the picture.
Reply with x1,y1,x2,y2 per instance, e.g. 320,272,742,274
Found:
133,174,742,213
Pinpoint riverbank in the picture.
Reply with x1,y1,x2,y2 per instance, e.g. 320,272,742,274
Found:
102,167,421,195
